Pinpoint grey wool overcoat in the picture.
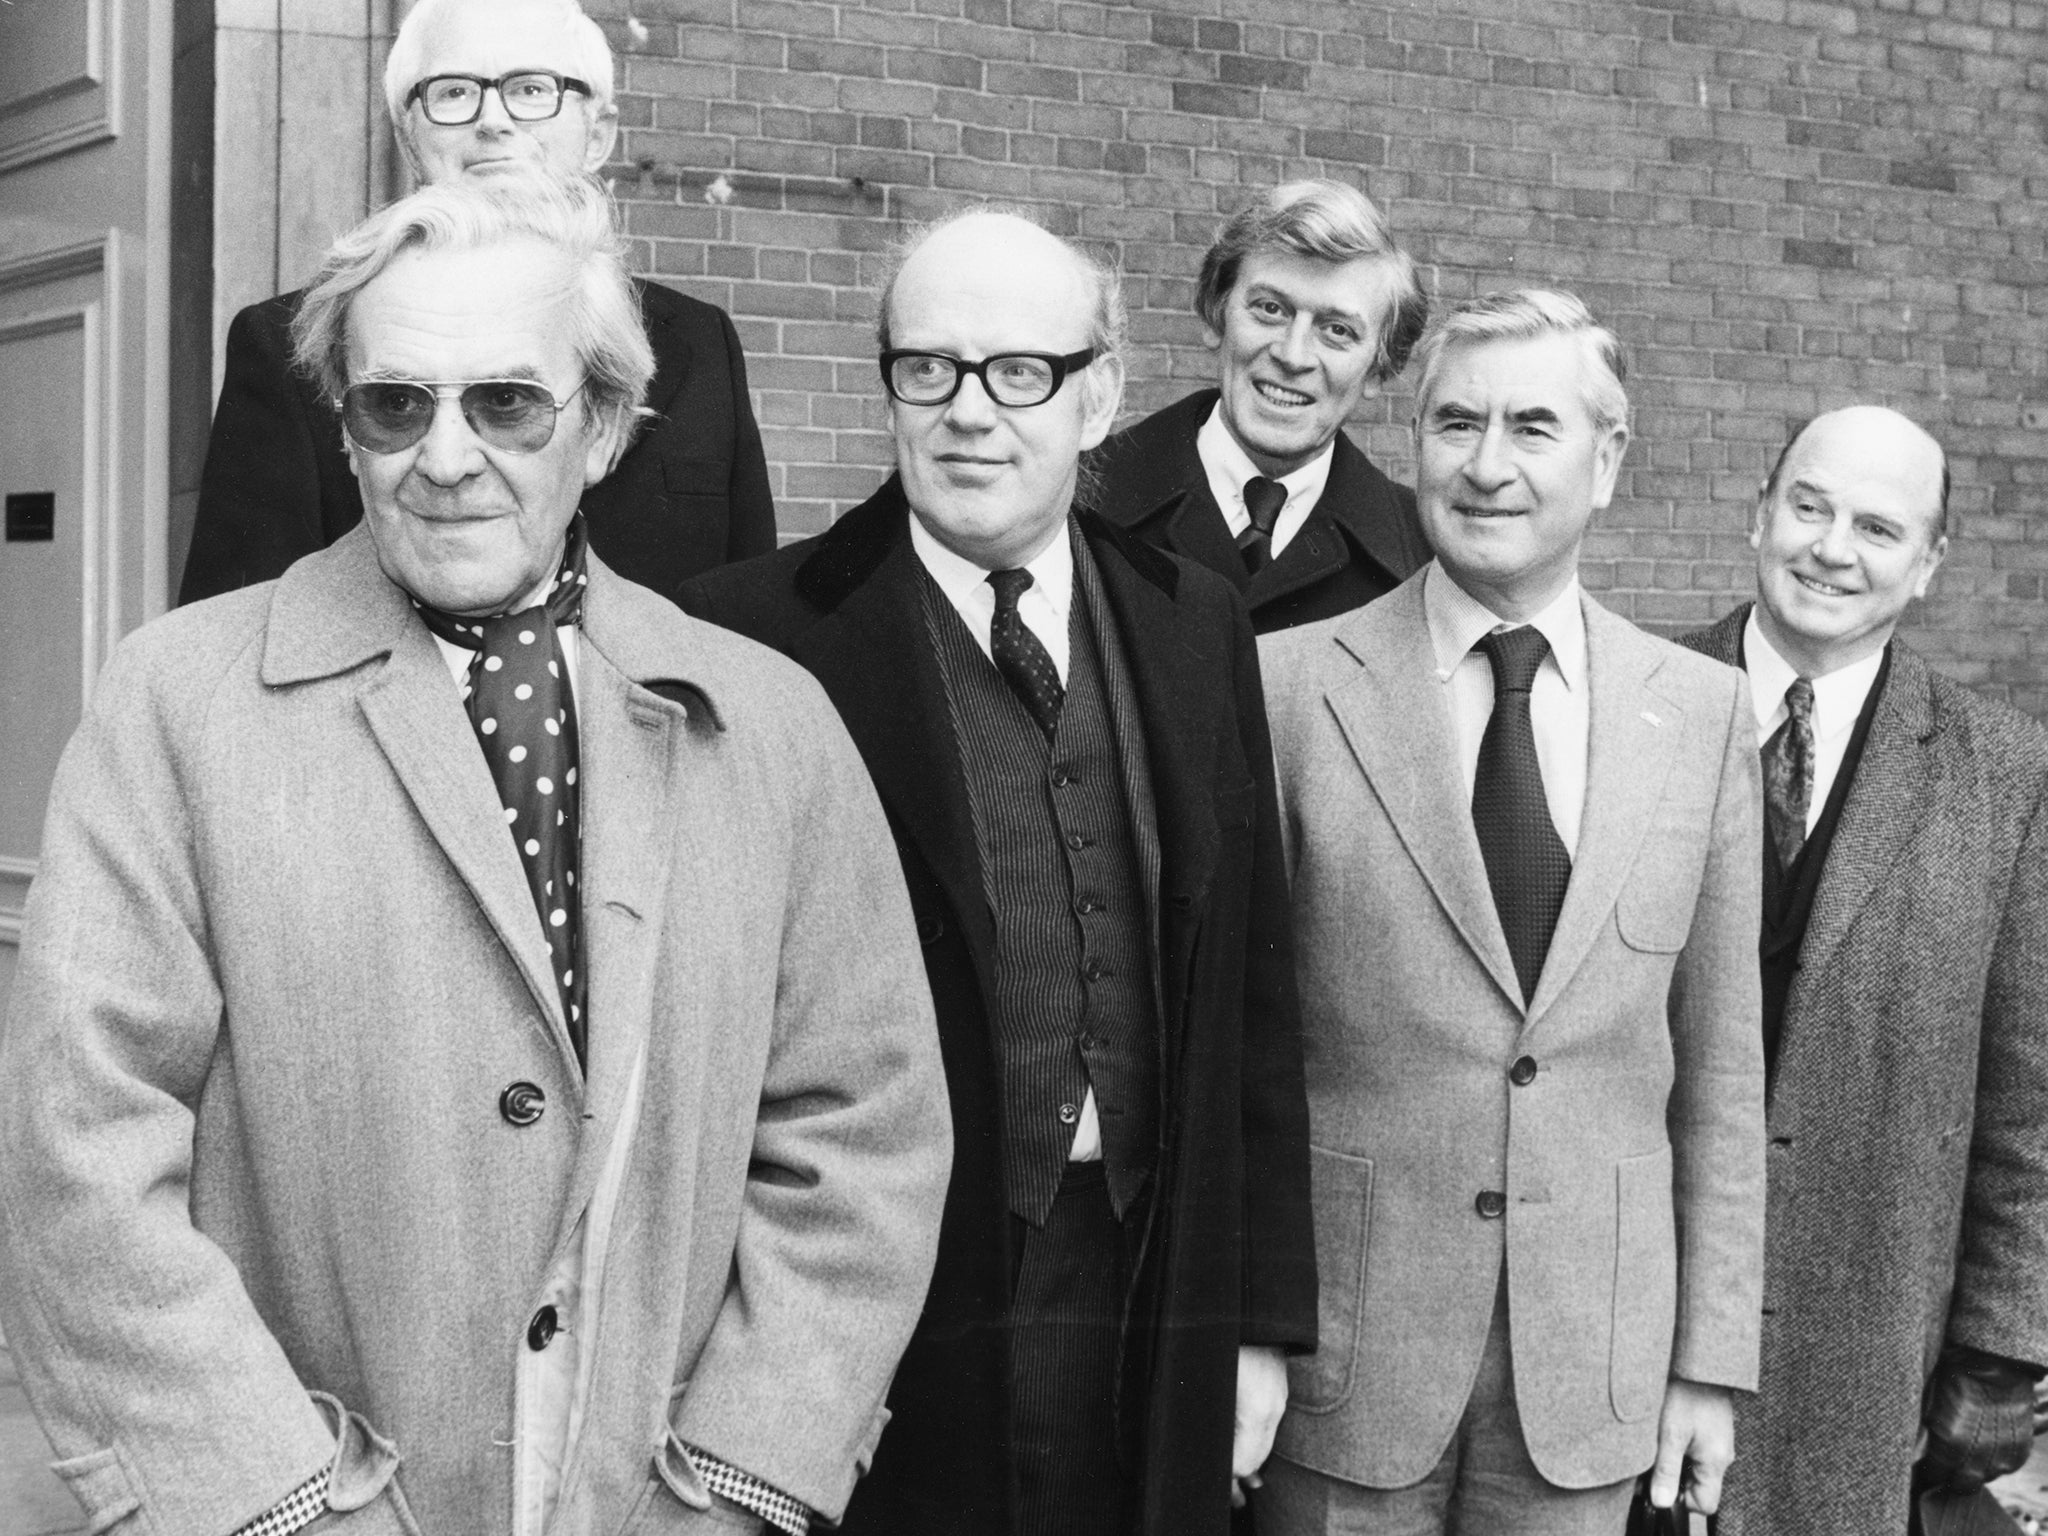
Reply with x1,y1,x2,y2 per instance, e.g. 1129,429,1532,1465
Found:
1682,605,2048,1536
0,526,952,1536
1260,575,1767,1492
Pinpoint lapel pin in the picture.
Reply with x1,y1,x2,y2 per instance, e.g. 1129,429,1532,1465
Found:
1642,710,1662,727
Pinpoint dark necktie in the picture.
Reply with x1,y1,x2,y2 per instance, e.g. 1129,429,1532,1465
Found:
987,567,1064,741
413,518,590,1070
1236,476,1289,574
1762,676,1817,873
1471,626,1572,1006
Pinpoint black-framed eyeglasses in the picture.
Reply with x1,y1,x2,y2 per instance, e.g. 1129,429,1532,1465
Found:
339,379,587,455
406,71,592,126
880,348,1098,408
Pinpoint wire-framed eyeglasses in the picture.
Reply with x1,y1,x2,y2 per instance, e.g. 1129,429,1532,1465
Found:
339,379,588,455
880,348,1098,408
406,71,592,126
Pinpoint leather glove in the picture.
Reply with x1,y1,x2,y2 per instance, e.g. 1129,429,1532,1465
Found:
1921,1345,2043,1493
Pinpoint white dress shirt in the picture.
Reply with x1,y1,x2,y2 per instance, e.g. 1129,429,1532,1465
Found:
1196,401,1335,559
1424,562,1590,857
1743,610,1883,836
908,513,1103,1162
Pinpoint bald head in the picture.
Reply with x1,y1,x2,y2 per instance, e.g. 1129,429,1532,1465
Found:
1750,405,1950,677
1765,406,1948,537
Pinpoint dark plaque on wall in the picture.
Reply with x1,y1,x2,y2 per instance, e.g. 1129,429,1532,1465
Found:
6,492,54,542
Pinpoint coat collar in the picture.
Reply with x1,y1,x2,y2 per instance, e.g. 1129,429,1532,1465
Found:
793,473,1179,613
1100,388,1423,603
1794,638,1938,977
1321,572,1693,1023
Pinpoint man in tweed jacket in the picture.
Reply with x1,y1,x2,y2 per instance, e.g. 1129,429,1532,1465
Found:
1678,405,2048,1536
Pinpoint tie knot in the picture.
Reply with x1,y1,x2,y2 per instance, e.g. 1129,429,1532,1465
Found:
1784,676,1815,725
1243,476,1288,536
988,567,1033,614
1476,626,1551,695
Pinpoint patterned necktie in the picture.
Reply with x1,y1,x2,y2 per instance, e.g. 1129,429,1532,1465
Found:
987,567,1064,741
413,518,590,1071
1762,676,1817,873
1236,476,1289,575
1471,626,1572,1006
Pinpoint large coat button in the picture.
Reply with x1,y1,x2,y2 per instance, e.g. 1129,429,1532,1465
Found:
1508,1056,1538,1087
527,1305,559,1351
500,1082,546,1126
1474,1190,1506,1219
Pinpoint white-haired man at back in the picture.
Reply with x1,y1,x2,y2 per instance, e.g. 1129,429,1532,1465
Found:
181,0,775,611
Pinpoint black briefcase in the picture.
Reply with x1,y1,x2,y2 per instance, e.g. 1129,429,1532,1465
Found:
1626,1477,1717,1536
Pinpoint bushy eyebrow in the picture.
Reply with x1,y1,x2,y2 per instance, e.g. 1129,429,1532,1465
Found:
1425,401,1564,428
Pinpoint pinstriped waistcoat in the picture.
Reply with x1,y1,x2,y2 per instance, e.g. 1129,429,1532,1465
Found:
921,549,1161,1227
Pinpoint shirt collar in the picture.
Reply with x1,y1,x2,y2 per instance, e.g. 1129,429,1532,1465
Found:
907,509,1075,619
1743,607,1883,735
1197,399,1335,515
1424,561,1587,693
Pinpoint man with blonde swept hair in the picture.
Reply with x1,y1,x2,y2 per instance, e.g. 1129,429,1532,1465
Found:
1093,179,1431,632
1259,289,1765,1534
0,175,949,1536
181,0,774,610
684,206,1315,1536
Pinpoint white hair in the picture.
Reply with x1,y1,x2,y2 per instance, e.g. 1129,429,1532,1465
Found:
384,0,616,133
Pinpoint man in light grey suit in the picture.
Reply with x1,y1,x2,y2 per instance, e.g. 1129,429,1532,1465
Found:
0,176,948,1536
1258,290,1766,1535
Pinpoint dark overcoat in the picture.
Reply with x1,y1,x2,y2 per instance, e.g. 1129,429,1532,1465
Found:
681,477,1319,1536
1088,388,1430,634
1681,605,2048,1535
179,279,776,609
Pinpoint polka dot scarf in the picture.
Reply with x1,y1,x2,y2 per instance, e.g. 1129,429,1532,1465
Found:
413,517,590,1072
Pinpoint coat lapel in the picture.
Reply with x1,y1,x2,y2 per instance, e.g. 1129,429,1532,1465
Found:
1797,645,1938,977
1525,599,1684,1026
1321,582,1524,1008
1316,432,1426,586
791,510,996,969
265,526,578,1078
554,559,709,1224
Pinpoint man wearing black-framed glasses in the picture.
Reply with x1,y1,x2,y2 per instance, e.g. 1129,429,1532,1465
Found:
180,0,775,612
684,207,1316,1536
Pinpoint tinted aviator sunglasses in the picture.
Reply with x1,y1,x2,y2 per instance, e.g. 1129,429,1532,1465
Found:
339,379,587,455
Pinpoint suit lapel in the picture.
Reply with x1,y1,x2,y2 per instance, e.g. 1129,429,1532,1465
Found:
1525,600,1683,1025
1323,583,1524,1008
1798,646,1937,976
794,533,996,967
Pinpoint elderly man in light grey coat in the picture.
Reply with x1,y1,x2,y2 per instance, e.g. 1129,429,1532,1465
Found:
0,175,949,1536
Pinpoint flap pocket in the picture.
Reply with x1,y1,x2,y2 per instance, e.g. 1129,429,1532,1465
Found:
1615,874,1693,954
51,1446,140,1536
1288,1145,1373,1415
1609,1145,1678,1423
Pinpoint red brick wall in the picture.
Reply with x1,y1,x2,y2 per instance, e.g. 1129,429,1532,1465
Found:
596,0,2048,716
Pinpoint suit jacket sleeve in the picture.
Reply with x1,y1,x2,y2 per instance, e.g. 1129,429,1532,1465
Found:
1666,667,1768,1391
671,676,951,1518
716,307,777,562
0,630,341,1536
1230,599,1319,1352
181,300,349,605
1946,742,2048,1367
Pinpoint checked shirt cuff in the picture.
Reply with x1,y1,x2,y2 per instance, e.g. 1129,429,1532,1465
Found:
228,1469,329,1536
684,1445,811,1535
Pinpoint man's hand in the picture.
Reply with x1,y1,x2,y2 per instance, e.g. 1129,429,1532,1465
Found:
1230,1344,1290,1508
1921,1347,2041,1493
1650,1378,1735,1515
